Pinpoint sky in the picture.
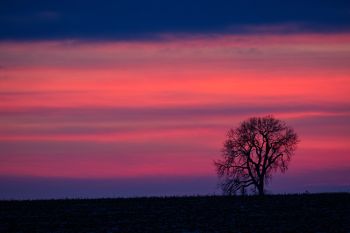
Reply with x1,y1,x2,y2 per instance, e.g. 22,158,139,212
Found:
0,0,350,199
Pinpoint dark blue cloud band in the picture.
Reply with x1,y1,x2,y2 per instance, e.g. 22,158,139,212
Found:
1,0,350,40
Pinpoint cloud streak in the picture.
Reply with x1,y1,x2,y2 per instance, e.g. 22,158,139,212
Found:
1,0,350,40
0,32,349,197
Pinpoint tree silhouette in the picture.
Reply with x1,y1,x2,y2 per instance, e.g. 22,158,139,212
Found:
215,116,299,195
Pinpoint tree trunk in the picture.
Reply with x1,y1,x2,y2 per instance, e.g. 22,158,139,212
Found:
257,182,265,196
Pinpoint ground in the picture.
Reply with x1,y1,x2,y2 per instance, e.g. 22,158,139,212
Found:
0,193,349,233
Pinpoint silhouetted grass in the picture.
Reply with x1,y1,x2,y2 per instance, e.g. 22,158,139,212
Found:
0,193,349,232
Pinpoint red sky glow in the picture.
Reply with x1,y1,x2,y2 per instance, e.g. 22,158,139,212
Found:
1,34,350,196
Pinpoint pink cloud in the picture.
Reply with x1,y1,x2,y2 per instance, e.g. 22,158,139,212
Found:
0,33,349,182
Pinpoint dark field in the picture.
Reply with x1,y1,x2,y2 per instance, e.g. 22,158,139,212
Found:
0,193,349,233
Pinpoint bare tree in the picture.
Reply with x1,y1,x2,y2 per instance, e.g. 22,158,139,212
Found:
215,116,299,195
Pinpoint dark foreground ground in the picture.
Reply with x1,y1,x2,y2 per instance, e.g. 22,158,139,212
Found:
0,193,349,233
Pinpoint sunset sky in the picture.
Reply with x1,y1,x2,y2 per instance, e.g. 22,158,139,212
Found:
1,0,349,199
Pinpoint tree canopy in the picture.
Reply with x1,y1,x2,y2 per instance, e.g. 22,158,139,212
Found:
215,116,299,195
